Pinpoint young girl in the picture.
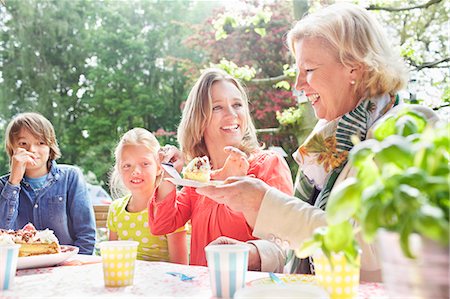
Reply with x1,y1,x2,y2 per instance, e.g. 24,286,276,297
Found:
150,69,293,271
107,128,187,264
0,112,96,254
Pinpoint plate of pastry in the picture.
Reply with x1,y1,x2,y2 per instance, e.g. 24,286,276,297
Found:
17,245,79,270
162,158,224,188
0,223,79,269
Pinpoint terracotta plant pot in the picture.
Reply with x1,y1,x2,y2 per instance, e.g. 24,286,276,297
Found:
376,230,449,299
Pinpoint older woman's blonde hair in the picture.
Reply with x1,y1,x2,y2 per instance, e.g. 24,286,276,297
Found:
5,112,61,169
109,128,161,199
177,68,260,161
287,2,408,99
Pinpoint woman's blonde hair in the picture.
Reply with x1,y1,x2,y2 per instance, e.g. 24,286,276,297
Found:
5,112,61,169
177,68,260,161
109,128,161,199
287,2,408,99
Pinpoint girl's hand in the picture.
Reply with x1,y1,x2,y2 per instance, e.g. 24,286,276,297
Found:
9,148,37,185
210,146,249,180
159,145,184,173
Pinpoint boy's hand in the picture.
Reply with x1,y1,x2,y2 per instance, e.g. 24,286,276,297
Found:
210,146,249,180
9,148,37,185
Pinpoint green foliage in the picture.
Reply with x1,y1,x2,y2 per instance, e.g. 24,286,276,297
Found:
327,109,449,258
210,58,256,82
212,7,272,40
276,102,317,145
0,0,206,185
298,108,449,264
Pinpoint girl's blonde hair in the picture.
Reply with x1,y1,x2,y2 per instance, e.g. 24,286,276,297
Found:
177,68,260,161
109,128,161,199
5,112,61,169
287,2,408,99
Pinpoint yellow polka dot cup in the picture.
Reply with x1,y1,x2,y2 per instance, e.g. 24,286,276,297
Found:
313,251,360,299
99,241,139,287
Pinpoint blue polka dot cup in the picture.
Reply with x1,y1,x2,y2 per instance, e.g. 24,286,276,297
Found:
313,251,360,299
205,244,250,298
0,244,20,290
99,241,138,287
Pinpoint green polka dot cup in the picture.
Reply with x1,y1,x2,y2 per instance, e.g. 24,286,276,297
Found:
99,241,139,287
313,251,360,299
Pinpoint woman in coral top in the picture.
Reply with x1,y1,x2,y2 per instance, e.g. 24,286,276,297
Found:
149,68,293,272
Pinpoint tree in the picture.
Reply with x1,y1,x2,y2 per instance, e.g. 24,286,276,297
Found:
0,0,210,185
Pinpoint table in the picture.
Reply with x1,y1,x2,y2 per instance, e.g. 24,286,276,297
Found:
2,255,387,298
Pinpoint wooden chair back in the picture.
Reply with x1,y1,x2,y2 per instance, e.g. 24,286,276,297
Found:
93,204,109,229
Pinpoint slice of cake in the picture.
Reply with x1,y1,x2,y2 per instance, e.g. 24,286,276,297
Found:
182,156,211,183
0,223,61,257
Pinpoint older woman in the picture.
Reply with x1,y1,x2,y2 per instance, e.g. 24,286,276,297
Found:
149,68,293,271
197,3,438,281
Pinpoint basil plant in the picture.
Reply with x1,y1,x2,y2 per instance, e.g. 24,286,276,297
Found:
297,108,449,265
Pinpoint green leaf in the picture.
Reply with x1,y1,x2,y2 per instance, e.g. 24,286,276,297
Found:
395,116,420,136
323,222,354,252
374,135,414,169
373,116,396,140
275,80,291,90
254,27,266,37
326,178,362,225
295,238,322,258
349,139,378,168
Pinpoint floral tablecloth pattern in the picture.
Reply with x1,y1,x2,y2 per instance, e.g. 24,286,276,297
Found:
2,255,387,298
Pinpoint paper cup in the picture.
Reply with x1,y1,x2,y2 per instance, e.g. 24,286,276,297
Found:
205,244,250,298
0,244,21,290
99,241,138,287
313,251,360,299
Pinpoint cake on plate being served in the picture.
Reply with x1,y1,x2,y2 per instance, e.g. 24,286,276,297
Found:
182,156,211,183
0,223,61,257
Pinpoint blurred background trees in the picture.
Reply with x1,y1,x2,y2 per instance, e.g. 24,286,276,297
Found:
0,0,448,191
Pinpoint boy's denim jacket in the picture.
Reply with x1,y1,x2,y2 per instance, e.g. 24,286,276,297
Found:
0,161,96,254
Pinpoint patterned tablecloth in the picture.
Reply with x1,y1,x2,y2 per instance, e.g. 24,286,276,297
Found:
1,255,387,298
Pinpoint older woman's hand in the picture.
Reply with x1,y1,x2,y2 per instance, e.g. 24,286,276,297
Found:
196,176,270,228
210,146,249,180
208,236,262,271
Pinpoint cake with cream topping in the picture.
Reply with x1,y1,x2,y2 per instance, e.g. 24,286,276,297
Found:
0,223,61,257
182,156,211,183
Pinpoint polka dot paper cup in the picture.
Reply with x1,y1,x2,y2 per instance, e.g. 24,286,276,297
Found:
99,241,139,287
313,251,360,299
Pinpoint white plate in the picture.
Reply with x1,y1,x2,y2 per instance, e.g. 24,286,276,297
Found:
234,284,330,299
161,163,223,188
164,177,224,188
17,245,79,270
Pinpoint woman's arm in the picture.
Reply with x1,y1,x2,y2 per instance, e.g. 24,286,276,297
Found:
148,187,193,235
108,230,118,241
167,230,188,264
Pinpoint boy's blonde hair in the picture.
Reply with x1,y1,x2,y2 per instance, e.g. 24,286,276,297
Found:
287,2,408,99
109,128,161,199
177,68,260,161
5,112,61,169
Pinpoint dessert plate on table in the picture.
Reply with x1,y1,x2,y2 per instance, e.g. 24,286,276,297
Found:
161,163,223,188
235,274,329,299
17,245,79,270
